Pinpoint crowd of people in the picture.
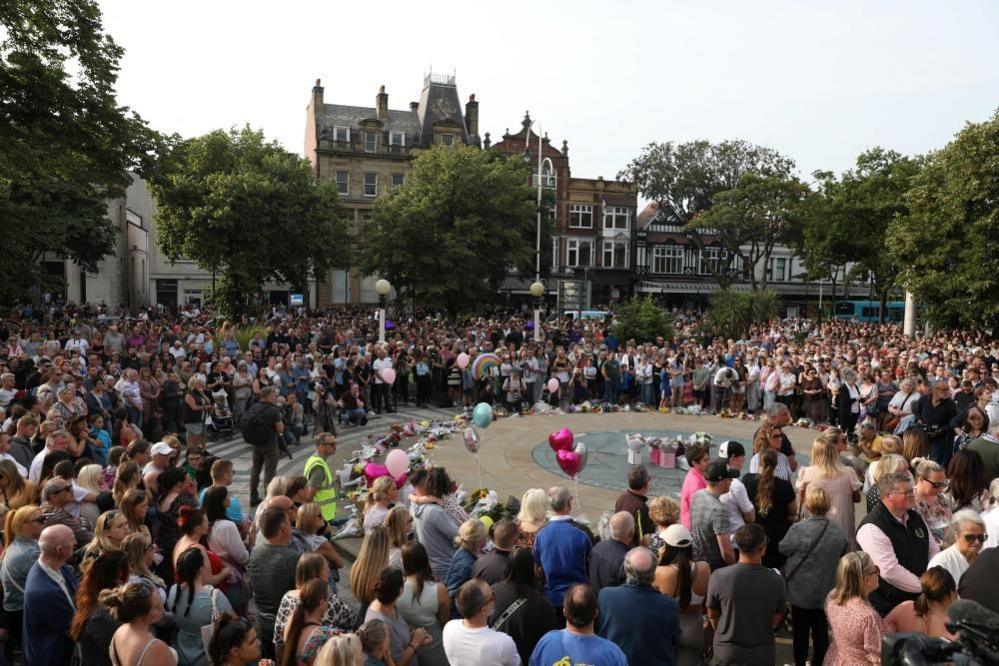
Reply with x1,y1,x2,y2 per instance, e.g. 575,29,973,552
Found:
0,301,997,664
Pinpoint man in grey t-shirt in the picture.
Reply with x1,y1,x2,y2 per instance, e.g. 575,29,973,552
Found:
707,524,787,666
690,461,738,570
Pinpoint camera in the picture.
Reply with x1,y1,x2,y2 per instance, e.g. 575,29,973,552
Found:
882,600,999,666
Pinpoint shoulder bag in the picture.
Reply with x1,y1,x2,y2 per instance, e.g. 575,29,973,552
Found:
490,597,528,632
200,586,222,665
783,518,829,582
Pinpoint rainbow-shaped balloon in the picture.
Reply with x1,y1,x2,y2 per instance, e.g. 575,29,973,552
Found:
472,352,501,380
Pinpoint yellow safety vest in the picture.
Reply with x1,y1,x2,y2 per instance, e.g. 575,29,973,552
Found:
304,453,337,521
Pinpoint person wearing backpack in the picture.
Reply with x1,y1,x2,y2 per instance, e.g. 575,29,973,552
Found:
243,386,284,506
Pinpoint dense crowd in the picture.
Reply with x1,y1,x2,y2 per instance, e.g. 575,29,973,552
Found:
0,301,997,665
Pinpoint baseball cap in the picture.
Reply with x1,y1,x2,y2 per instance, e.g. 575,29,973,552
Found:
664,523,693,548
150,442,173,457
705,460,739,482
718,441,745,460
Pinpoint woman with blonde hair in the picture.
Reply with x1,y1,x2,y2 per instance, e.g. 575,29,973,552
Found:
912,458,952,543
515,487,548,549
76,462,105,527
314,632,363,666
444,519,486,615
824,551,886,665
112,460,141,506
82,509,130,566
121,532,167,602
120,488,151,538
0,459,36,510
0,505,43,656
296,501,345,572
384,505,411,567
363,476,397,531
350,525,390,607
797,438,862,547
648,495,681,555
866,454,910,513
902,428,930,464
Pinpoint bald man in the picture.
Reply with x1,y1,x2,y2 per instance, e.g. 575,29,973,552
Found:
588,511,634,593
23,524,79,665
598,547,680,666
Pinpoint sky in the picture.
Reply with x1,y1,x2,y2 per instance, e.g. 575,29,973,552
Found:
99,0,999,194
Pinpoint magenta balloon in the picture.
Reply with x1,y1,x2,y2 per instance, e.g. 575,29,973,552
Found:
548,428,573,452
556,449,581,477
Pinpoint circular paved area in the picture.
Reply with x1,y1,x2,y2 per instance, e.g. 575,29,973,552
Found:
430,412,818,522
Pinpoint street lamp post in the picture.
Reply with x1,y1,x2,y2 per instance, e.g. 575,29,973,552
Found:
375,278,391,344
523,115,553,331
530,280,545,342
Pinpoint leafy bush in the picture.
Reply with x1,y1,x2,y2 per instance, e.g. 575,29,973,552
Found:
707,289,779,338
611,297,674,343
232,324,267,352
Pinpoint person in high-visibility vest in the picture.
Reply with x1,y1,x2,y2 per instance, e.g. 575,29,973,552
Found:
303,432,338,521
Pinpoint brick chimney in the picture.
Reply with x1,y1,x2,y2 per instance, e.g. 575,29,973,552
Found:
410,101,419,113
376,85,388,120
312,78,323,108
465,94,479,136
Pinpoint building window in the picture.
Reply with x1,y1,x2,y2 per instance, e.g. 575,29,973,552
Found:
651,246,667,274
391,174,404,189
699,247,721,275
566,239,593,267
603,240,629,269
769,257,787,282
364,131,377,153
603,206,630,231
126,209,144,230
552,237,560,270
332,127,350,142
389,131,405,147
569,204,593,229
363,173,377,197
335,170,349,196
440,133,455,146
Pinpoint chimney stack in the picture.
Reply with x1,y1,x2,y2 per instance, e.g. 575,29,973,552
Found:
376,85,389,120
465,94,479,137
410,101,419,113
312,78,324,108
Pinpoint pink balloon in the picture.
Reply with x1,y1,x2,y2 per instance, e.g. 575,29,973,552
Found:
548,428,573,452
381,367,397,385
457,352,470,369
556,449,581,478
547,378,560,394
385,449,408,478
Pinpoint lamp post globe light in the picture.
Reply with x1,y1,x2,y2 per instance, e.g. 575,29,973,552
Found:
530,280,545,342
375,279,391,344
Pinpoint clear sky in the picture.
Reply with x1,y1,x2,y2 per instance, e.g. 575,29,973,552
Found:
100,0,999,191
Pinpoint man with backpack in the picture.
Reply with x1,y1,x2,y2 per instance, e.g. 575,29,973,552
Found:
243,386,285,506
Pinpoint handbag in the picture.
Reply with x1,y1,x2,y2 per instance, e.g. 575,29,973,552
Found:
200,586,222,665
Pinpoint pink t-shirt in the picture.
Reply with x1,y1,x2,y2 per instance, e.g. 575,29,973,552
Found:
680,468,707,529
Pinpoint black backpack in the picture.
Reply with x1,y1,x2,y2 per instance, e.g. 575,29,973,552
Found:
239,402,272,446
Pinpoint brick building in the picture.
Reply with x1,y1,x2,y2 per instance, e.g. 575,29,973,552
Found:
489,113,637,307
304,73,481,306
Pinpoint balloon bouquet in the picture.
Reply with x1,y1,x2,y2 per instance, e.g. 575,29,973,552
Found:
463,401,494,488
548,427,588,479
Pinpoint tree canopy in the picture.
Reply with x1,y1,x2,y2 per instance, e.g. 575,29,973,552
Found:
359,144,537,314
889,112,999,329
149,126,348,315
0,0,164,303
611,297,674,343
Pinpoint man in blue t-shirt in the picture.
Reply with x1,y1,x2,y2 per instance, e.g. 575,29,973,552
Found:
529,583,626,666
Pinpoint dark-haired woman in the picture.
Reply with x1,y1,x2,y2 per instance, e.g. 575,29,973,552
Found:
397,542,449,666
489,547,559,665
743,448,798,569
653,525,710,666
72,550,131,666
279,578,338,666
886,566,957,640
166,546,234,666
172,505,232,590
210,616,271,666
155,466,199,586
363,566,431,666
205,485,249,611
273,553,356,662
105,582,178,665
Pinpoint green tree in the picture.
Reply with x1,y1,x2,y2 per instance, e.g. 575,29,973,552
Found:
696,172,809,292
707,289,779,338
150,126,348,316
359,144,536,314
889,112,999,329
619,139,795,287
611,297,674,343
0,0,164,303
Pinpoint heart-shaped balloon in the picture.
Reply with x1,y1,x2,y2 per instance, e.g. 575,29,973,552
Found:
557,449,581,478
548,428,574,452
572,441,588,473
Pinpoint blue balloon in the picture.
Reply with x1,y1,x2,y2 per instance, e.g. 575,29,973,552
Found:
472,402,493,429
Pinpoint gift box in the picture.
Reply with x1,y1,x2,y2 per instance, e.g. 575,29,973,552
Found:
658,452,676,469
649,448,662,466
627,449,642,465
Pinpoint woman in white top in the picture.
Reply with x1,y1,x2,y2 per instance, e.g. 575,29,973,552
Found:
653,524,710,666
927,511,987,585
204,486,248,568
363,476,397,532
105,581,178,666
295,502,345,572
981,478,999,549
396,542,450,666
